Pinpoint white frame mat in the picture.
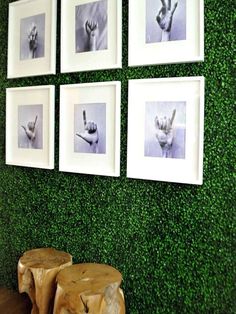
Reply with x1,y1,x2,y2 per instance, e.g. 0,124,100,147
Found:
127,77,205,185
8,0,57,78
61,0,122,73
129,0,204,66
59,81,121,177
6,86,55,169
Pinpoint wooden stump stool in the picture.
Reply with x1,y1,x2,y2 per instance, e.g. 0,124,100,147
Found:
53,263,125,314
18,248,72,314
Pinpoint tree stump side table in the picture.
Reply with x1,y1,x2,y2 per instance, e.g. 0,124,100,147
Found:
18,248,72,314
53,263,125,314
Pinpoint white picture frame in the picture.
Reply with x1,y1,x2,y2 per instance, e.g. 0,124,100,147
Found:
127,77,205,185
129,0,204,67
61,0,122,73
6,86,55,169
59,81,121,177
8,0,57,78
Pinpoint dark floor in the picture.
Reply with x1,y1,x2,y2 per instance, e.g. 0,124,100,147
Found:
0,288,31,314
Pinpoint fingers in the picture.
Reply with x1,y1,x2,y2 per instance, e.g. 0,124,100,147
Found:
92,22,98,31
155,116,166,130
155,114,175,131
170,109,176,126
156,9,163,25
76,129,99,146
160,0,178,14
85,20,98,34
85,121,97,134
85,20,90,35
171,0,178,14
21,125,26,132
160,117,167,130
83,110,87,128
168,0,171,10
81,109,96,133
86,21,93,35
76,133,91,145
34,115,38,128
160,0,167,8
159,117,167,130
155,116,160,129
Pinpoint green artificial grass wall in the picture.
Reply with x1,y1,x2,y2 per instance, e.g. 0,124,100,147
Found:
0,0,235,313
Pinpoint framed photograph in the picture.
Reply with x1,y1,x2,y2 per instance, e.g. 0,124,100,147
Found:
61,0,122,73
59,81,121,176
127,77,205,185
8,0,57,78
129,0,204,66
6,86,55,169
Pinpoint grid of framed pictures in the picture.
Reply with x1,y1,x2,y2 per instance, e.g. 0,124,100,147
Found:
6,0,205,184
7,0,204,75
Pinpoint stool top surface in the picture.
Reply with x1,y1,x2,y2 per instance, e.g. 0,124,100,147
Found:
56,263,122,294
18,248,72,270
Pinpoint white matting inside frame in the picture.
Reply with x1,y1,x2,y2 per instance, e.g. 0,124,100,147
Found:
8,0,57,78
6,86,55,169
61,0,122,73
129,0,204,66
59,82,121,177
127,77,205,185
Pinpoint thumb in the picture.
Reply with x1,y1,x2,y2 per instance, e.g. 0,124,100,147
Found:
76,132,92,145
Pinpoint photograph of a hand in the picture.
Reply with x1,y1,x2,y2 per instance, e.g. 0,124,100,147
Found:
156,0,178,41
155,109,176,158
21,115,38,147
76,110,99,153
28,23,38,58
85,20,98,51
75,1,107,53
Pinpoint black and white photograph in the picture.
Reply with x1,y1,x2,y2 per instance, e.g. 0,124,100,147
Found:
75,0,108,53
145,101,186,159
74,103,106,154
18,104,43,150
146,0,186,43
20,13,45,60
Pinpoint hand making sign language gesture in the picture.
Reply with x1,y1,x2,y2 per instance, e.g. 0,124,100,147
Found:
156,0,178,41
76,110,99,153
21,115,38,148
28,23,38,58
85,20,98,51
155,109,176,158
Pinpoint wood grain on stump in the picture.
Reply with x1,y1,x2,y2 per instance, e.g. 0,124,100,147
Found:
18,248,72,314
53,263,125,314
